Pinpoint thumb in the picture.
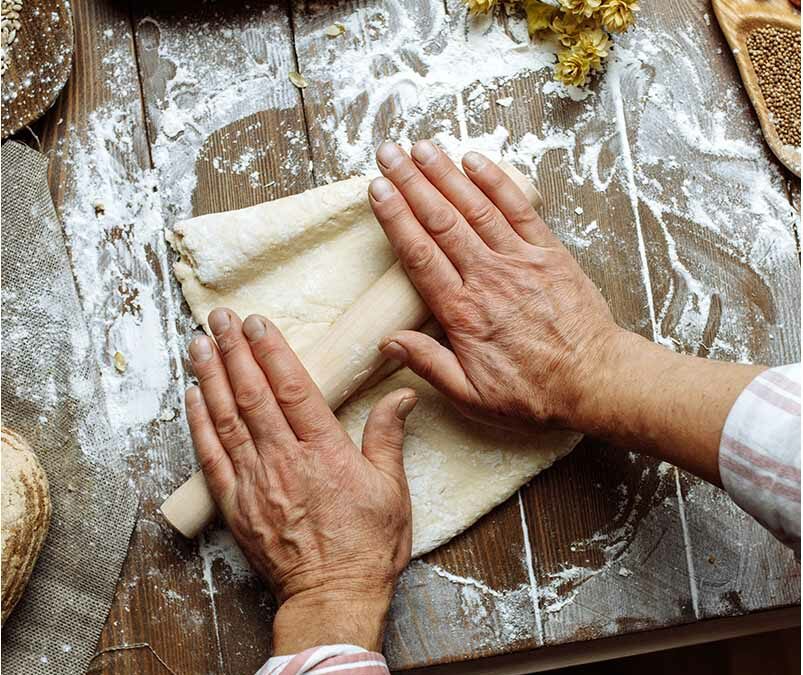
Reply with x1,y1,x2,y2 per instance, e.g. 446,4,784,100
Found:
362,387,417,480
379,330,472,404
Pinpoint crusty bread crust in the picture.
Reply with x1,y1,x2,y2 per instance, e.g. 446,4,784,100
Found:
1,427,51,624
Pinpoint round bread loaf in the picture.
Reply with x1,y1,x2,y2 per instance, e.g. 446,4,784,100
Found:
1,428,51,624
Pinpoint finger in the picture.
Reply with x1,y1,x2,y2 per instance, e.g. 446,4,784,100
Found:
362,387,417,481
462,152,557,247
369,177,462,313
207,308,295,448
411,140,520,253
376,141,487,270
379,331,474,404
185,385,236,501
243,314,340,442
189,334,256,463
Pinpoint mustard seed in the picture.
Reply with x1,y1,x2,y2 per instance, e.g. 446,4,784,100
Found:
746,25,801,148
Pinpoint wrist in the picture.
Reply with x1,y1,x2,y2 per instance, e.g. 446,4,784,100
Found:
272,587,393,655
561,327,651,434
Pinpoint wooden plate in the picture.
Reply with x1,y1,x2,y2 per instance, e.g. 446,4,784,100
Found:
1,0,74,139
712,0,801,176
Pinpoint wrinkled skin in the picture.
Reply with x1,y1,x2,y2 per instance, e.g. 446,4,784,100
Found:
185,309,416,652
370,140,621,432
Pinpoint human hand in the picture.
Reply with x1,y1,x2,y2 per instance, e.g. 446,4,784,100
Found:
368,140,623,432
185,308,417,653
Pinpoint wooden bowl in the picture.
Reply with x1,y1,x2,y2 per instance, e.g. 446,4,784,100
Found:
712,0,801,176
1,0,74,139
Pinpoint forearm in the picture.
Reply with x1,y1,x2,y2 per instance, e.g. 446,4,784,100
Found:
574,331,766,486
272,591,392,655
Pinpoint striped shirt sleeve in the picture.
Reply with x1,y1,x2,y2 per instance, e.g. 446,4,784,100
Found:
256,645,389,675
719,363,801,558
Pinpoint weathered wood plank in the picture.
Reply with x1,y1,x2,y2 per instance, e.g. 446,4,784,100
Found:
129,1,316,672
462,32,697,648
625,0,800,619
291,0,545,667
34,1,225,673
288,0,699,666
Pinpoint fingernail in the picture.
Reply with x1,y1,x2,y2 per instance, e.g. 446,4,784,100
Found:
185,385,203,406
190,335,213,362
463,151,486,171
208,308,230,336
243,315,266,341
412,140,438,165
376,141,403,168
396,396,418,420
380,339,408,361
370,177,395,201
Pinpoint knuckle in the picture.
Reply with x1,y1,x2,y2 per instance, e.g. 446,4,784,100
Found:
421,204,459,235
463,199,497,230
235,385,270,415
403,238,437,272
252,332,284,362
416,355,436,382
507,200,537,226
196,367,222,388
214,411,246,440
199,451,227,477
379,198,409,223
393,167,420,190
274,377,310,409
429,160,453,183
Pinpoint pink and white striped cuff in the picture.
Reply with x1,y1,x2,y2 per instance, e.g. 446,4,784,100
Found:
257,645,389,675
719,363,801,557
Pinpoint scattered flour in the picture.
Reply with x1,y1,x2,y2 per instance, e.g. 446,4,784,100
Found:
47,0,799,650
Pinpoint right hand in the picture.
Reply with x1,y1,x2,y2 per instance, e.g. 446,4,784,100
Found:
369,140,624,432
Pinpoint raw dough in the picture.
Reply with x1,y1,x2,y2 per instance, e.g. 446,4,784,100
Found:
170,176,580,557
1,428,51,623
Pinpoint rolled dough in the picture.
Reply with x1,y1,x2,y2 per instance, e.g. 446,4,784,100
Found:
170,175,581,557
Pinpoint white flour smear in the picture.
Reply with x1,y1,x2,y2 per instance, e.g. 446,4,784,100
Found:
54,36,174,477
49,0,799,651
385,560,537,661
143,7,304,221
296,0,557,176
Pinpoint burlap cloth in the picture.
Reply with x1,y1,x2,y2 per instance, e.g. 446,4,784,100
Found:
1,141,139,673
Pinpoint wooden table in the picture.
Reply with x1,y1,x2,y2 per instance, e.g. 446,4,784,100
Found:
23,0,801,672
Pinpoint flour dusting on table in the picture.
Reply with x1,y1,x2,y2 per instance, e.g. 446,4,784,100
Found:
47,0,799,655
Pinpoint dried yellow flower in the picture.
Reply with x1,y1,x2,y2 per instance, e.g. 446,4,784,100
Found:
464,0,498,15
601,0,638,33
560,0,603,18
550,11,592,46
468,0,639,88
555,46,591,86
574,28,611,70
524,0,558,35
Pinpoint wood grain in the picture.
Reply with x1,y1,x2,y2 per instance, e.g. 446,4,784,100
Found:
632,0,800,620
464,28,698,651
33,1,239,673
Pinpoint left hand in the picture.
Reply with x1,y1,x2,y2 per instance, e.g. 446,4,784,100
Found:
185,308,417,653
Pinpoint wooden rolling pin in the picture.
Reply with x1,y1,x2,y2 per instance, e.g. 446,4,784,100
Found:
160,162,543,538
